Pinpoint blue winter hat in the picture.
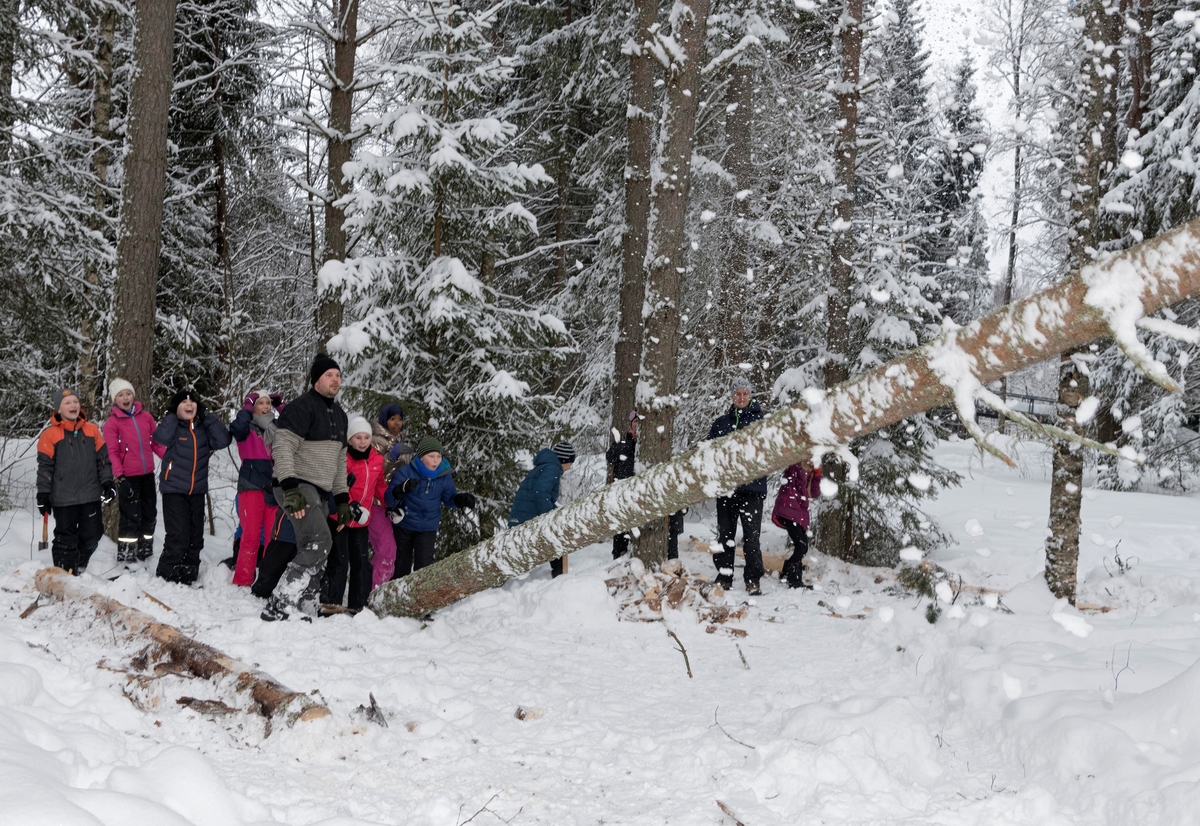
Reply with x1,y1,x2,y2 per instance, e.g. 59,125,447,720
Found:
378,403,405,427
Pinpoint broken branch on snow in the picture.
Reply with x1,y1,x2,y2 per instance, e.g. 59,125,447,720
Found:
33,568,330,727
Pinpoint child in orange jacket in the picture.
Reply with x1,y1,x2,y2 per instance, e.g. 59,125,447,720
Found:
320,417,387,612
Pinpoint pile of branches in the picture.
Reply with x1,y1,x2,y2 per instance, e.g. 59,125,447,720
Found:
605,558,748,624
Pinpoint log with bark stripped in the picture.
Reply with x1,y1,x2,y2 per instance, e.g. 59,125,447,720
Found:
369,219,1200,619
34,568,330,726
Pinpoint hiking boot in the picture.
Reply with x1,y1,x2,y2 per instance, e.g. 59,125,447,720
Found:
136,536,154,562
715,574,734,590
260,595,290,622
746,581,762,596
116,540,137,564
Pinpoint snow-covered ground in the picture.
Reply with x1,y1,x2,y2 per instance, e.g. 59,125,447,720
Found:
3,436,1200,825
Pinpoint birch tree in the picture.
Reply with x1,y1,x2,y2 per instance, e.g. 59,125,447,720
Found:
369,217,1200,619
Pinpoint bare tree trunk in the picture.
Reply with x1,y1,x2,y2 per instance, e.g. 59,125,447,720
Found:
634,0,710,565
110,0,179,401
0,0,16,163
819,0,863,562
367,216,1200,619
1045,0,1112,605
610,0,658,438
316,0,358,349
78,4,117,412
719,59,755,371
1124,0,1153,133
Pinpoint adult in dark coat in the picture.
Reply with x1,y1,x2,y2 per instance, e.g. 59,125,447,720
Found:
706,377,767,594
508,442,574,577
605,411,637,559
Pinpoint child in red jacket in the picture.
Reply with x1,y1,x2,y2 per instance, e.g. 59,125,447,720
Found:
320,417,386,612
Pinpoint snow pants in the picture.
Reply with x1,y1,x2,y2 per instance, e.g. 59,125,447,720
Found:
777,516,810,587
158,492,205,584
714,491,765,585
233,490,276,586
369,504,397,588
392,526,437,579
117,473,157,560
272,483,334,615
321,525,371,610
51,502,104,575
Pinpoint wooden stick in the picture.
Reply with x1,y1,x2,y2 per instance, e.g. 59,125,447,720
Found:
34,568,329,726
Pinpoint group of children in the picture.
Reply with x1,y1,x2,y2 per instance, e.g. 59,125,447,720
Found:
35,370,579,616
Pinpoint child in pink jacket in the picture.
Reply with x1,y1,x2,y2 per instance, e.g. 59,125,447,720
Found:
229,389,284,586
102,379,159,564
771,460,821,589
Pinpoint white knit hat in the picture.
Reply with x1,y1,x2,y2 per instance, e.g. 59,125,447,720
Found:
109,378,135,403
347,416,372,440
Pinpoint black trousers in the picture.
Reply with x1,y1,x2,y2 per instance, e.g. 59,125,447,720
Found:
392,526,437,579
157,493,205,584
252,539,297,598
321,526,372,609
51,502,104,574
714,491,765,584
117,473,157,541
777,517,809,586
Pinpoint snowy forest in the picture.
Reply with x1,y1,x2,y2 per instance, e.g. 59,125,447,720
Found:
6,0,1200,822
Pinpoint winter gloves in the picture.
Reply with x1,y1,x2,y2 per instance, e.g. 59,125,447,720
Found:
36,492,49,516
101,480,117,506
393,478,420,498
387,507,406,525
282,485,307,515
453,492,476,509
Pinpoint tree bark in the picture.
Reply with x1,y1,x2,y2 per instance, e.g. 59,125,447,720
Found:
368,216,1200,619
634,0,710,565
610,0,657,439
1124,0,1153,133
34,568,330,725
719,58,755,371
819,0,863,561
1045,0,1111,605
110,0,178,401
78,4,117,413
316,0,358,349
0,0,18,162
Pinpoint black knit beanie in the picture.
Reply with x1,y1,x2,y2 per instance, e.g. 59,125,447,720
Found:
310,352,341,386
168,388,198,412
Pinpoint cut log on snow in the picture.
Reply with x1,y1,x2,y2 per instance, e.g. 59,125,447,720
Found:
34,568,330,726
369,219,1200,619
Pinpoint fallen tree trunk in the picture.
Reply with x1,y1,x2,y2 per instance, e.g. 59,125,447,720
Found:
369,219,1200,619
34,568,330,726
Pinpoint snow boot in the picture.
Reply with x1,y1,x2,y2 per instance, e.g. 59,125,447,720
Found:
746,580,762,596
136,535,154,562
260,595,290,622
715,574,734,590
116,539,137,565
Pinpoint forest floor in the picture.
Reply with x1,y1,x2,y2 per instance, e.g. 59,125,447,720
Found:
1,434,1199,825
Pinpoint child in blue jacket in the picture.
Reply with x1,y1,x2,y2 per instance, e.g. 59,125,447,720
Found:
385,435,476,577
508,442,575,577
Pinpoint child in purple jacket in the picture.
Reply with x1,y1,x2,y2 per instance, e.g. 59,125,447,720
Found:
771,460,821,589
102,379,159,564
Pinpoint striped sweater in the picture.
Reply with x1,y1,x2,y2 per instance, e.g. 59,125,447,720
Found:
271,388,349,496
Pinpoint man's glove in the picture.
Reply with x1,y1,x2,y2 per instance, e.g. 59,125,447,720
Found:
101,481,117,505
36,492,50,516
117,476,134,501
453,492,476,509
335,493,352,528
283,486,307,515
393,478,419,498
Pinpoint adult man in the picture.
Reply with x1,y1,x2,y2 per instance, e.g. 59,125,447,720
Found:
706,377,767,594
261,353,351,621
